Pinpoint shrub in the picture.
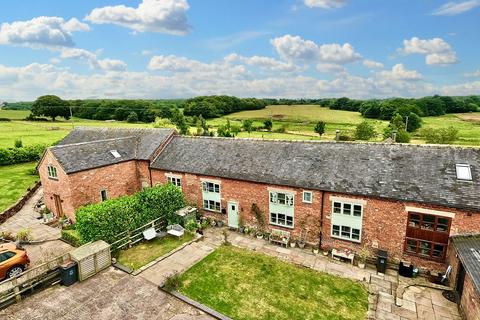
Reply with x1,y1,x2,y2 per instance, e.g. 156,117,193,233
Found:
61,229,83,247
0,118,11,122
263,119,273,131
314,121,325,136
338,134,353,141
76,184,185,244
395,130,411,143
126,111,138,123
422,127,459,144
16,228,33,242
354,121,376,140
14,139,23,148
163,272,181,292
242,119,254,133
0,144,47,165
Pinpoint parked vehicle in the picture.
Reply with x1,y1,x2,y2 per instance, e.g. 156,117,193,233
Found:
0,243,30,280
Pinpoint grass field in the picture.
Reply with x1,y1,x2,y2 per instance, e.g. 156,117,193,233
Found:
0,110,153,148
179,245,368,320
117,233,194,270
0,109,31,120
0,162,38,212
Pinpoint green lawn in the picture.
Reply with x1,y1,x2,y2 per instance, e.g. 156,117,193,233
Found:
178,246,368,320
117,233,194,270
0,162,38,212
0,109,30,120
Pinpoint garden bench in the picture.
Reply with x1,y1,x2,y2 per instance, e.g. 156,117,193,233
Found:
143,228,168,241
166,224,185,238
331,248,354,265
269,229,290,247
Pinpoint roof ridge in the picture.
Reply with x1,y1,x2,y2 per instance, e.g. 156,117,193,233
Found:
173,135,480,150
72,126,173,132
52,136,137,148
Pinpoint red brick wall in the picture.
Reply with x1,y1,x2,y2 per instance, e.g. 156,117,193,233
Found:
39,152,143,221
151,169,323,244
39,150,74,218
322,192,480,271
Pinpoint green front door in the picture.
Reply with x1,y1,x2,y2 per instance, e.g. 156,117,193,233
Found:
227,201,239,228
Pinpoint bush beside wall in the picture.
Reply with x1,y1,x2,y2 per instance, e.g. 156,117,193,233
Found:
75,184,185,244
61,229,83,247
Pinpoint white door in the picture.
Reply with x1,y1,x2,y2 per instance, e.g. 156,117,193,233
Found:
227,201,239,228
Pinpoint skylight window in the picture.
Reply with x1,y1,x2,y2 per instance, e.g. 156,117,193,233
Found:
110,150,121,158
456,164,472,181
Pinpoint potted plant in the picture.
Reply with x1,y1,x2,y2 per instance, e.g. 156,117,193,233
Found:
251,203,266,239
256,231,264,240
313,246,320,254
322,245,330,256
216,220,224,227
358,245,370,269
297,238,306,249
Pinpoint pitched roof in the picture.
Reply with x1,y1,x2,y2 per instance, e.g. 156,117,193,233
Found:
50,127,174,173
451,234,480,293
57,127,175,160
151,136,480,211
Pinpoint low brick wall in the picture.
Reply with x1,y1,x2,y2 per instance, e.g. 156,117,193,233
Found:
0,181,41,224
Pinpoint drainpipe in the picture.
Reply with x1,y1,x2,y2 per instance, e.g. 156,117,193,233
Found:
319,190,325,250
148,163,153,187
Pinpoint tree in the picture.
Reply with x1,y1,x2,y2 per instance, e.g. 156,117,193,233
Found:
314,121,326,136
354,121,376,140
32,95,70,121
405,112,422,132
171,108,189,135
126,111,138,123
242,119,254,133
395,130,411,143
359,100,381,118
422,127,459,144
263,119,273,131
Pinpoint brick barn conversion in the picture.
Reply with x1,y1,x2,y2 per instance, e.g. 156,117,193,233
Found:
38,127,480,319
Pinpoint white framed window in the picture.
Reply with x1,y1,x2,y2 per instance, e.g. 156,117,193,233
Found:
270,212,294,228
47,165,58,179
269,192,294,206
331,200,363,243
332,201,362,217
302,191,313,203
203,200,221,212
456,164,472,181
167,176,181,187
100,189,108,201
202,181,220,193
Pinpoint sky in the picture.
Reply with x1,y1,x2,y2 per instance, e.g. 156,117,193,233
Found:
0,0,479,101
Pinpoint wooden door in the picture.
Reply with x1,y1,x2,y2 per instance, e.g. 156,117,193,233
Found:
227,202,239,229
53,194,63,217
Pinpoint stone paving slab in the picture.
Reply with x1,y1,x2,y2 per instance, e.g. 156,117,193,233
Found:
0,268,212,320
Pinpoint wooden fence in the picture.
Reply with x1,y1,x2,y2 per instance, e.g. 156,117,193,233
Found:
110,216,166,252
0,252,70,306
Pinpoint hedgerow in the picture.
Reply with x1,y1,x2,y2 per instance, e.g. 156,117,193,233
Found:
0,144,47,165
75,184,185,244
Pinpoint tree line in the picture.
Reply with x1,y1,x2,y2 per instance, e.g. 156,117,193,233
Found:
182,95,267,118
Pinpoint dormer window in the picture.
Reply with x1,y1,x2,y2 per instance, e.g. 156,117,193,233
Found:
110,150,121,158
47,165,57,179
456,164,472,181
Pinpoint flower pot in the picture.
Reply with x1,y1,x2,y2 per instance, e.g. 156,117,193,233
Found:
313,248,319,254
323,251,329,256
239,227,245,233
358,262,366,269
290,242,296,248
256,234,263,240
217,221,224,227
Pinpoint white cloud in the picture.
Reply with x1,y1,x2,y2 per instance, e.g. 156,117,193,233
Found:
464,70,480,77
0,17,89,49
432,0,480,15
304,0,346,9
399,37,458,65
316,63,346,73
60,48,127,71
376,64,422,81
363,59,384,69
224,53,300,73
270,34,362,65
85,0,190,35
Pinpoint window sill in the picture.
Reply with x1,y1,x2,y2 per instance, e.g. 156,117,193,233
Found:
269,222,294,229
203,208,222,214
331,235,361,244
302,201,312,204
48,177,59,181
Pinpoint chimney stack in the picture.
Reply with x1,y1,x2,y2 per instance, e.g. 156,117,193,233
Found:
335,130,340,142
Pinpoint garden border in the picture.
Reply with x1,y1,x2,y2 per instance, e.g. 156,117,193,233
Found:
112,233,203,276
0,181,41,224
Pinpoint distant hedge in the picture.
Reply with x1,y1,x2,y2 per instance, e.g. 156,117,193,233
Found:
75,184,185,244
0,144,47,166
183,95,266,118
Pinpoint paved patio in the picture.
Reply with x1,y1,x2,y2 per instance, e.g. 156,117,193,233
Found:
0,268,212,320
0,187,72,265
140,227,461,320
